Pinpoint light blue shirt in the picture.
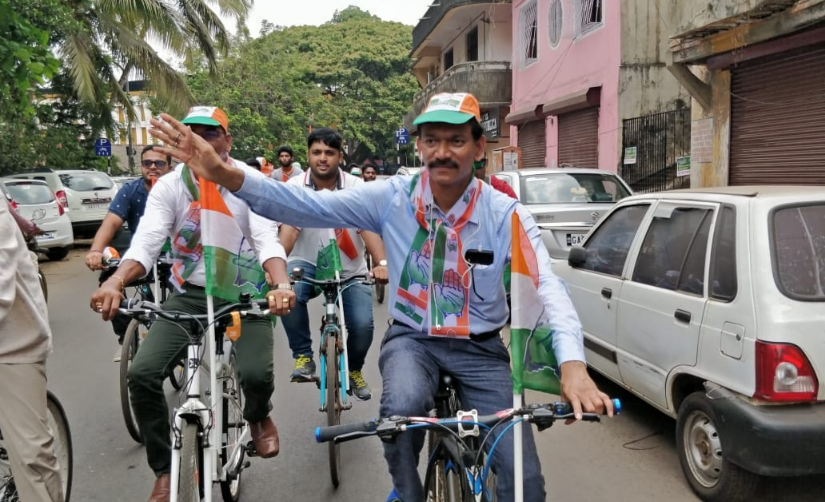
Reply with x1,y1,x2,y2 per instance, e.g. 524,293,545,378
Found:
235,174,586,364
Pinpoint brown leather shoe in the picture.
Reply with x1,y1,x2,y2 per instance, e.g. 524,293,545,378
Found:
147,473,170,502
250,416,280,458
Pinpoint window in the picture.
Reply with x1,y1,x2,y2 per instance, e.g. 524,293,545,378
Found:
772,203,825,300
632,207,712,293
549,0,563,48
581,204,649,277
466,26,478,62
443,48,454,72
58,172,114,191
519,173,631,205
6,183,55,205
575,0,603,38
710,206,737,301
519,0,538,66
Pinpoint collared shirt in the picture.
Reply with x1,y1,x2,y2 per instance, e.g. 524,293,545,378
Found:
123,159,286,286
271,165,304,182
108,177,149,233
234,174,586,365
286,169,367,274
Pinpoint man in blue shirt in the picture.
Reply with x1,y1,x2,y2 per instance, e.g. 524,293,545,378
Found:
148,92,614,502
85,145,172,354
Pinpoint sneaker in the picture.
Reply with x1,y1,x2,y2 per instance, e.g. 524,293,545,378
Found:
386,489,402,502
349,370,372,401
290,355,316,382
113,348,122,363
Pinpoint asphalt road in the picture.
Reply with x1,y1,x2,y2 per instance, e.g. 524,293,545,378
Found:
38,245,821,502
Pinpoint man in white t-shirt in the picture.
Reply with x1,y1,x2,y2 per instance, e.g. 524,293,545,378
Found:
278,128,388,400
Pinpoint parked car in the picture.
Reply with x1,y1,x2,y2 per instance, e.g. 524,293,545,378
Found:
395,166,422,176
493,168,632,258
7,168,118,237
553,186,825,502
2,179,74,260
111,175,138,191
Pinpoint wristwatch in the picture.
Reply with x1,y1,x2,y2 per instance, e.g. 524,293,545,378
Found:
378,259,388,267
271,283,293,291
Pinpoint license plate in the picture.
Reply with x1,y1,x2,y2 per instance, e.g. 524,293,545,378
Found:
36,233,55,240
83,204,108,210
566,233,586,247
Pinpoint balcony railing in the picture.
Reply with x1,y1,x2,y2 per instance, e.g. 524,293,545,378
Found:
412,61,512,118
413,0,512,52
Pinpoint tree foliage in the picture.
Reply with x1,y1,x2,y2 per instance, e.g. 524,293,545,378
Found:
187,6,419,165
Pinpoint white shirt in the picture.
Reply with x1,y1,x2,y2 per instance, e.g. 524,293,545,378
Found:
286,170,368,275
123,159,286,286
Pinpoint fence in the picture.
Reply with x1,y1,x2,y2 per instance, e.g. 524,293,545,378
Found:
621,108,691,193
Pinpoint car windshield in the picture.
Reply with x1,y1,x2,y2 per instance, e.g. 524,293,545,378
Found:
58,171,114,191
772,203,825,301
520,173,631,205
6,183,55,205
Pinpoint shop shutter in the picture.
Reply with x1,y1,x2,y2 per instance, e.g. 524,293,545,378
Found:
518,120,547,167
558,107,599,167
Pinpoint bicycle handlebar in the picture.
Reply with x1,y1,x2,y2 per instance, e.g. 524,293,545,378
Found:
117,297,272,323
290,272,372,289
315,399,622,444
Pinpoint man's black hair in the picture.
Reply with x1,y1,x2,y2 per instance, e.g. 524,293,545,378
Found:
245,158,261,169
307,127,343,151
141,144,171,166
277,145,293,156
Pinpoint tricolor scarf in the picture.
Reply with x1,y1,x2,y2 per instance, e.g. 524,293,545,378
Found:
393,170,482,337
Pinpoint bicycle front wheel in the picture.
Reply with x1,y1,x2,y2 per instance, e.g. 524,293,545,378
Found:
375,282,385,304
178,423,201,502
46,392,73,502
119,320,143,444
425,434,470,502
220,351,245,502
325,332,341,488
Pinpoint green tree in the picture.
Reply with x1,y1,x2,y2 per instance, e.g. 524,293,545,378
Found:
187,6,419,165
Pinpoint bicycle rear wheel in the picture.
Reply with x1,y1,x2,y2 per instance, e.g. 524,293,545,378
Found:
178,423,201,502
119,320,143,443
325,332,341,488
220,351,245,502
46,392,73,502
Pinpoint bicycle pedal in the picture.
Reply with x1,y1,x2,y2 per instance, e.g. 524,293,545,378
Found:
245,441,260,457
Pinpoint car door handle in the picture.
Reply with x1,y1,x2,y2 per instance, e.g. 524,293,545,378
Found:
675,309,692,323
601,288,612,300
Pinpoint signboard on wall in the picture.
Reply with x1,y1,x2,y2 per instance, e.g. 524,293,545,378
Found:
676,156,691,177
623,146,637,165
481,107,500,139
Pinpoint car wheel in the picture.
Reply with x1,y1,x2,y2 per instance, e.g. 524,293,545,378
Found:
46,247,70,261
676,391,761,502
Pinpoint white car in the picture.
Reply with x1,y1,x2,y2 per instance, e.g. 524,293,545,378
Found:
8,169,118,237
2,179,74,260
553,186,825,502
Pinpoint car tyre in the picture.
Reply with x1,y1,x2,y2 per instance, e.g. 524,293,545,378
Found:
46,247,70,261
676,391,761,502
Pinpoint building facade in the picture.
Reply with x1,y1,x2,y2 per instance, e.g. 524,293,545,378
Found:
668,0,825,187
406,0,514,160
109,80,157,170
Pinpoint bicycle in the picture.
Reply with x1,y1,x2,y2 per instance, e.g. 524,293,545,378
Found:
119,295,271,502
103,255,184,444
289,267,372,488
363,251,385,304
316,395,622,502
0,390,73,502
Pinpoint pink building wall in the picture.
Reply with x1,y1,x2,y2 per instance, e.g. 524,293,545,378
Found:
510,0,622,172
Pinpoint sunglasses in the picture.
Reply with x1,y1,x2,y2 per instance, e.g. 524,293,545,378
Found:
142,160,168,169
196,129,223,141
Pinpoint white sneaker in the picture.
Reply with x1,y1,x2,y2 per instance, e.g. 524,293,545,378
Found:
113,348,122,363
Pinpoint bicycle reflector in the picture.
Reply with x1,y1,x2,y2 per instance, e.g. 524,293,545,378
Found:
226,311,242,341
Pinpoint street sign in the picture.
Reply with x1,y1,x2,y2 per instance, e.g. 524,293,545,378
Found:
395,127,410,145
94,138,112,157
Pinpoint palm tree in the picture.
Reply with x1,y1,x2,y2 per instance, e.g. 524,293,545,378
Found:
60,0,251,123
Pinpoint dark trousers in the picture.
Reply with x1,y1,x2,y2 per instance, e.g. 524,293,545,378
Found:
127,286,275,475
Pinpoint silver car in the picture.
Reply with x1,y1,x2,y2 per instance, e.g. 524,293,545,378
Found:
493,168,633,258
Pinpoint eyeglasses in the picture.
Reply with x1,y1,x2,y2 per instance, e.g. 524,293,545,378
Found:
196,129,223,141
141,160,168,169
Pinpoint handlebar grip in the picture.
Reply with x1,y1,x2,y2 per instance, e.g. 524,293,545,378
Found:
119,298,144,309
612,398,622,415
315,419,379,443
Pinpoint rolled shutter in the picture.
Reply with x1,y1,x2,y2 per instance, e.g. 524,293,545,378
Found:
558,107,599,168
518,120,547,168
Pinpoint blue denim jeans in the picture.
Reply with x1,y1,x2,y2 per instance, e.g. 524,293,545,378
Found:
379,324,546,502
282,259,374,371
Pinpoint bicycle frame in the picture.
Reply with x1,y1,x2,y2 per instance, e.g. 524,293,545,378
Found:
318,270,350,413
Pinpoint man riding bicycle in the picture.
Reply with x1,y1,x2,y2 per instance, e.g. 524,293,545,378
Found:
278,128,388,400
148,93,614,502
91,106,296,502
85,146,173,359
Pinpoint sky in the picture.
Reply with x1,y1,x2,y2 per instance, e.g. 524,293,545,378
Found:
237,1,433,33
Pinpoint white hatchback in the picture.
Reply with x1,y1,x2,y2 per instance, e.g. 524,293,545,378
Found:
3,179,74,260
553,186,824,502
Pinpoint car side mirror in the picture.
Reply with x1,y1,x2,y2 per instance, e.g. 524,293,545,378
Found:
568,246,587,268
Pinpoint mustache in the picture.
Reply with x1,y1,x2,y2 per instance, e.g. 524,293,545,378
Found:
428,159,459,169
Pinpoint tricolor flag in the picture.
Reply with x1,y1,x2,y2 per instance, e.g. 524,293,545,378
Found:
510,212,561,395
200,179,268,301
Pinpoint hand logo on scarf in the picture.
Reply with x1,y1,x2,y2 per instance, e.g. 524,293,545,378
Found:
433,269,465,317
408,238,433,288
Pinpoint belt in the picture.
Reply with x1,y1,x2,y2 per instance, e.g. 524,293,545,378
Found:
391,320,500,342
182,282,205,290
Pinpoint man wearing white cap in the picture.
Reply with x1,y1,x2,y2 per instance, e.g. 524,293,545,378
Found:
91,106,294,502
148,93,613,502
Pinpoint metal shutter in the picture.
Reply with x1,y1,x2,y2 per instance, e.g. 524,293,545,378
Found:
730,43,825,185
518,120,547,167
559,107,599,167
